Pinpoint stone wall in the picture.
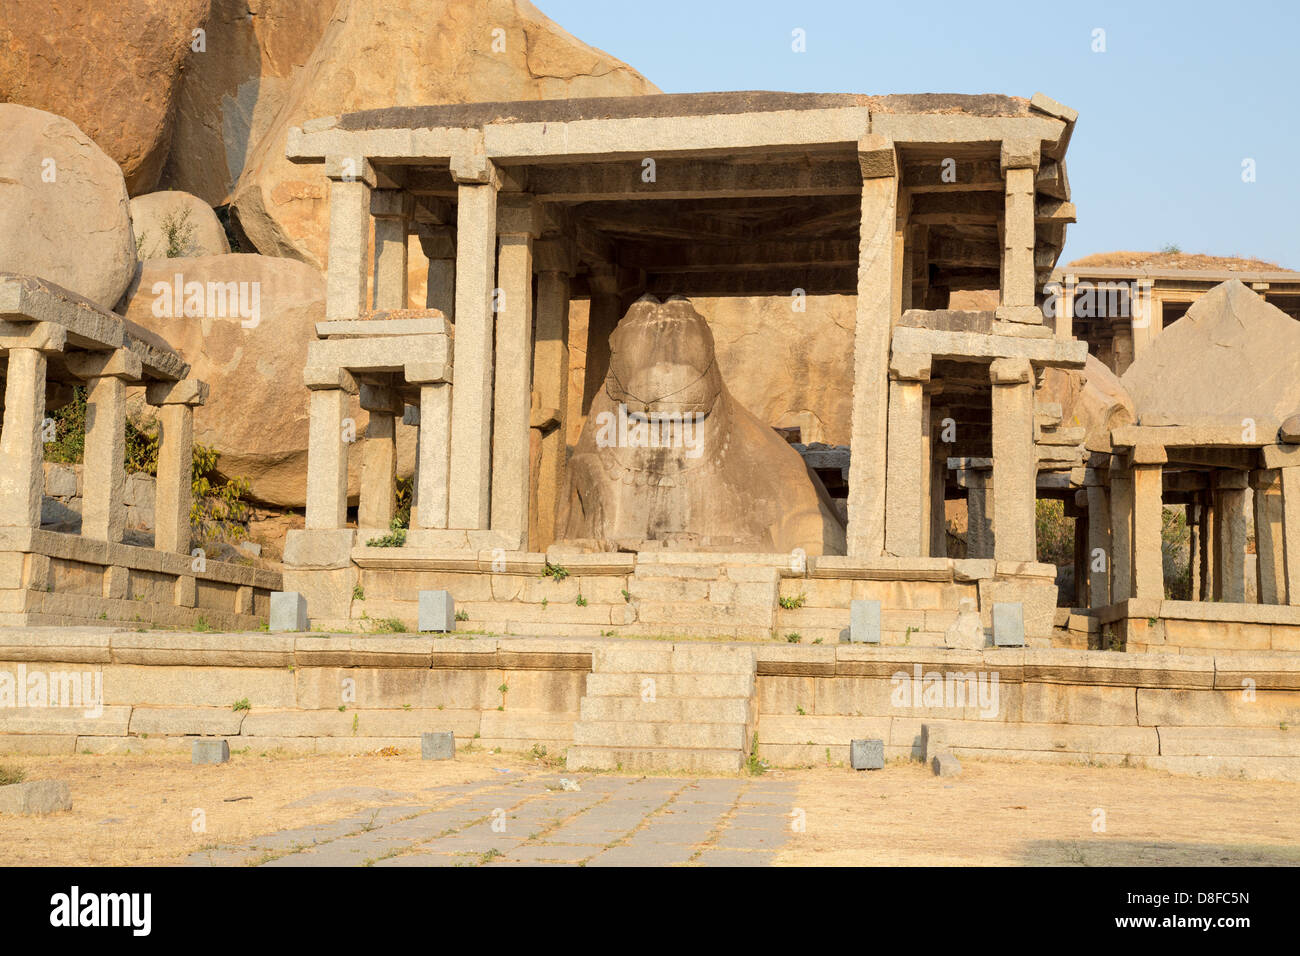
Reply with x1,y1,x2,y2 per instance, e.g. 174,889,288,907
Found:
1101,598,1300,655
2,630,1298,781
41,462,155,535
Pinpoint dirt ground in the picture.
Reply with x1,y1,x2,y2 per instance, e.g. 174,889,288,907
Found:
1,750,1297,866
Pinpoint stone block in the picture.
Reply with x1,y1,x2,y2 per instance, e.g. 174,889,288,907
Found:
191,739,229,765
992,602,1026,646
0,779,70,814
850,738,884,770
931,752,962,777
920,723,946,762
269,591,308,632
418,590,455,632
850,599,881,644
421,731,455,760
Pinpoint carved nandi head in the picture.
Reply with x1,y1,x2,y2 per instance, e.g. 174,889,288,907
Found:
604,295,723,419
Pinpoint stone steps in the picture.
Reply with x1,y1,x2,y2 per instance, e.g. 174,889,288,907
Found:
566,643,757,773
565,745,745,774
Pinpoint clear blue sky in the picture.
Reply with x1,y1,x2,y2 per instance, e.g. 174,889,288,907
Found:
538,0,1299,268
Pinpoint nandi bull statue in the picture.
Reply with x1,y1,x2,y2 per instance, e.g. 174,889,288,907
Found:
560,295,846,555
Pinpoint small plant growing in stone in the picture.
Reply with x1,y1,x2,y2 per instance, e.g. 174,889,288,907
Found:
744,732,767,776
540,598,548,609
0,764,26,786
455,609,469,621
812,637,823,644
338,705,347,712
785,632,801,643
366,517,407,548
374,617,406,633
353,584,365,601
795,705,806,715
543,562,569,581
621,589,631,603
195,616,211,632
778,593,806,610
576,594,588,607
232,698,250,712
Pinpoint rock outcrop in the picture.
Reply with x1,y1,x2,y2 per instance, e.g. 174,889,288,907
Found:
161,0,337,205
229,0,657,267
0,104,137,309
0,0,210,194
129,191,232,260
561,296,846,555
1038,353,1136,453
1121,279,1300,427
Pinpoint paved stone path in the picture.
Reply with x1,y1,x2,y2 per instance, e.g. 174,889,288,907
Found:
185,775,799,867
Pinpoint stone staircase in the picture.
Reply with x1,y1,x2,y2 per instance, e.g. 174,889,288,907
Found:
566,644,758,773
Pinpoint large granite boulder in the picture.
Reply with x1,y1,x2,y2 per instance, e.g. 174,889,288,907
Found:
0,0,210,194
0,104,137,309
118,253,412,506
561,296,847,555
230,0,657,266
1121,279,1300,428
161,0,337,205
129,191,231,260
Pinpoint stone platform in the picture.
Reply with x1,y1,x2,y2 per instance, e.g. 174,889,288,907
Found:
3,628,1299,782
284,547,1059,644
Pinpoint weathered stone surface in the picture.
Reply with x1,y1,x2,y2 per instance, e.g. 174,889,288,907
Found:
561,296,846,554
421,731,455,760
850,737,884,770
118,253,412,505
161,0,336,205
0,779,70,814
0,105,137,309
0,1,209,194
129,191,231,259
418,591,455,633
1122,280,1300,426
944,597,985,649
931,752,961,776
1038,354,1135,452
192,738,230,764
230,0,656,267
270,592,308,632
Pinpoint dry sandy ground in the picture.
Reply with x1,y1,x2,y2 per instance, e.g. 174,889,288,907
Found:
1,750,1297,866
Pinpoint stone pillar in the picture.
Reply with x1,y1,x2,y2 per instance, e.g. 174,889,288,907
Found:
1198,491,1215,601
929,408,948,558
371,190,412,311
989,357,1036,561
580,265,622,417
1213,471,1249,603
1071,495,1088,606
1056,273,1076,340
1086,484,1112,607
1132,282,1162,359
357,384,400,531
1251,469,1286,604
490,195,539,548
325,157,374,320
446,154,499,531
530,240,575,552
0,348,47,528
845,136,898,557
1281,466,1300,606
919,393,932,552
1109,469,1135,602
145,379,207,553
884,351,930,557
303,371,354,531
1131,452,1166,600
416,223,456,320
996,139,1040,324
72,348,143,544
965,467,994,559
412,383,452,530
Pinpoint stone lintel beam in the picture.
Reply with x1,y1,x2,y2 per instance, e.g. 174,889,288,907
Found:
989,357,1032,385
892,325,1086,368
359,382,405,415
1215,471,1250,491
450,149,499,187
1262,444,1300,470
65,348,144,382
1131,443,1168,466
145,379,208,407
857,134,897,179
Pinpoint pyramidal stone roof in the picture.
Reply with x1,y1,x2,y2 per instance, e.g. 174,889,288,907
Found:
1120,279,1300,427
